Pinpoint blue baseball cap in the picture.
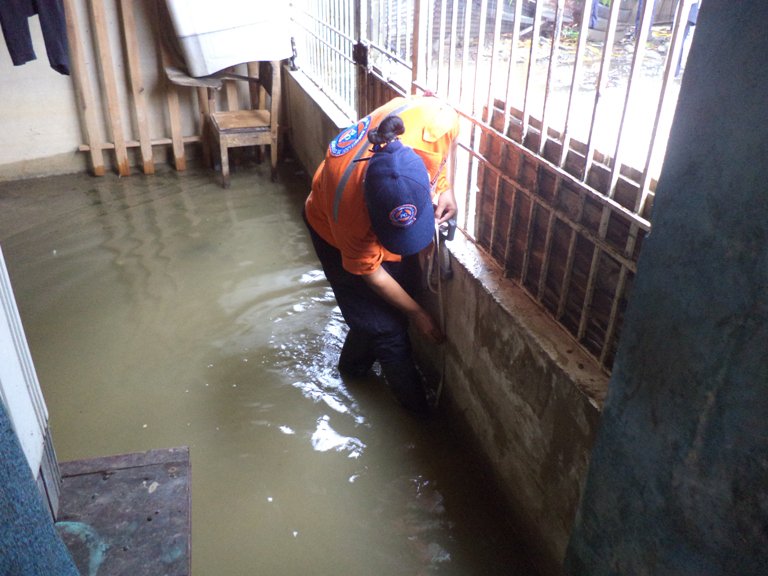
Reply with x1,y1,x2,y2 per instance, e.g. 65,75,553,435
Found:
364,140,435,256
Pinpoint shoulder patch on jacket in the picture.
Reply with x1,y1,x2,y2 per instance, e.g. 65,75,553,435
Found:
330,116,371,156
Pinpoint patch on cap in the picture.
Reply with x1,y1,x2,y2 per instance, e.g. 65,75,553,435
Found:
330,116,371,156
389,204,418,228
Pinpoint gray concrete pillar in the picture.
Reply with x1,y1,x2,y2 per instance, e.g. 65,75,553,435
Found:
565,2,768,574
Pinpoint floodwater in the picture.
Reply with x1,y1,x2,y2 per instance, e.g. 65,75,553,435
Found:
0,163,537,575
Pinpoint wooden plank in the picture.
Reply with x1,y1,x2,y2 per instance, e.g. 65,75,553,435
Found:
158,42,186,171
78,135,202,152
62,0,105,176
89,0,130,176
119,0,154,174
58,447,190,576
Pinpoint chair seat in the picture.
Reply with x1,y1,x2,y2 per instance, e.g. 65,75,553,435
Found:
210,109,271,133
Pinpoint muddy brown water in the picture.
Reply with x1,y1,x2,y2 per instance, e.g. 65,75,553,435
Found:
0,163,537,575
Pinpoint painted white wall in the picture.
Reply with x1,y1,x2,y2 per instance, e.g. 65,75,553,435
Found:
0,0,199,181
0,14,83,180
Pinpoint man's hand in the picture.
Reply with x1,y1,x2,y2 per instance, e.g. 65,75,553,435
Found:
408,308,445,344
362,267,445,344
434,188,457,225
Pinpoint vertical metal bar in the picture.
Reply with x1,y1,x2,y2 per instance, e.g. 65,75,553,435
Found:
342,0,348,107
518,194,537,288
581,0,623,180
407,0,414,66
599,264,629,366
484,0,505,124
487,170,502,257
471,0,489,118
483,0,504,123
521,0,544,142
502,0,524,139
606,0,656,198
458,0,473,106
558,0,593,168
412,0,426,93
422,0,433,88
447,0,459,100
536,207,558,301
320,0,327,91
555,186,586,319
502,181,520,277
556,229,577,319
637,0,692,212
537,0,566,156
395,0,401,58
355,0,367,115
379,0,385,53
576,246,600,341
436,0,447,94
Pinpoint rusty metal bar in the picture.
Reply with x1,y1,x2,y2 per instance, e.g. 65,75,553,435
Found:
537,206,558,301
502,174,520,276
599,264,630,366
486,169,502,258
556,228,578,320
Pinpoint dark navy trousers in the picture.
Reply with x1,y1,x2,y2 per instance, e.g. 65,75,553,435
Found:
304,211,418,366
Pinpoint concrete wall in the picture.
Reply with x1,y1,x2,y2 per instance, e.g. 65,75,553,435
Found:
565,2,768,574
285,70,609,575
427,236,606,574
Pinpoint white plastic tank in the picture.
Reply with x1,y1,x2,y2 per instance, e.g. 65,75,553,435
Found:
165,0,293,77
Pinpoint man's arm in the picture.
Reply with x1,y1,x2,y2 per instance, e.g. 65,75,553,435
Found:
362,266,445,343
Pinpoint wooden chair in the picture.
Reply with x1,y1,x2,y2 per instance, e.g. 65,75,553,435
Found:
163,60,281,188
209,60,281,188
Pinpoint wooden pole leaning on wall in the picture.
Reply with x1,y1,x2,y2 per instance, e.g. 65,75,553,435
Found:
62,0,105,176
89,0,131,176
159,49,187,171
119,0,154,174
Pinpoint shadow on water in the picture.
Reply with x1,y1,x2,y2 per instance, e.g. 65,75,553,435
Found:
0,161,537,575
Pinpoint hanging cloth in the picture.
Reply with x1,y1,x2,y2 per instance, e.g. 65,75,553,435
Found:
0,0,70,75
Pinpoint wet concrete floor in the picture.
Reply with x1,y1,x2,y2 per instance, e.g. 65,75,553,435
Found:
0,161,537,575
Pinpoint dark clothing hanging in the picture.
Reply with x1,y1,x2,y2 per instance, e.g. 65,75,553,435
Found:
0,0,70,75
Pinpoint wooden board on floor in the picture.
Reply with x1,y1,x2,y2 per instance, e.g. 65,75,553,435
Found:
56,447,191,576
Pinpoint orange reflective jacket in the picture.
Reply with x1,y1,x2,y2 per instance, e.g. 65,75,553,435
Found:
305,95,459,275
